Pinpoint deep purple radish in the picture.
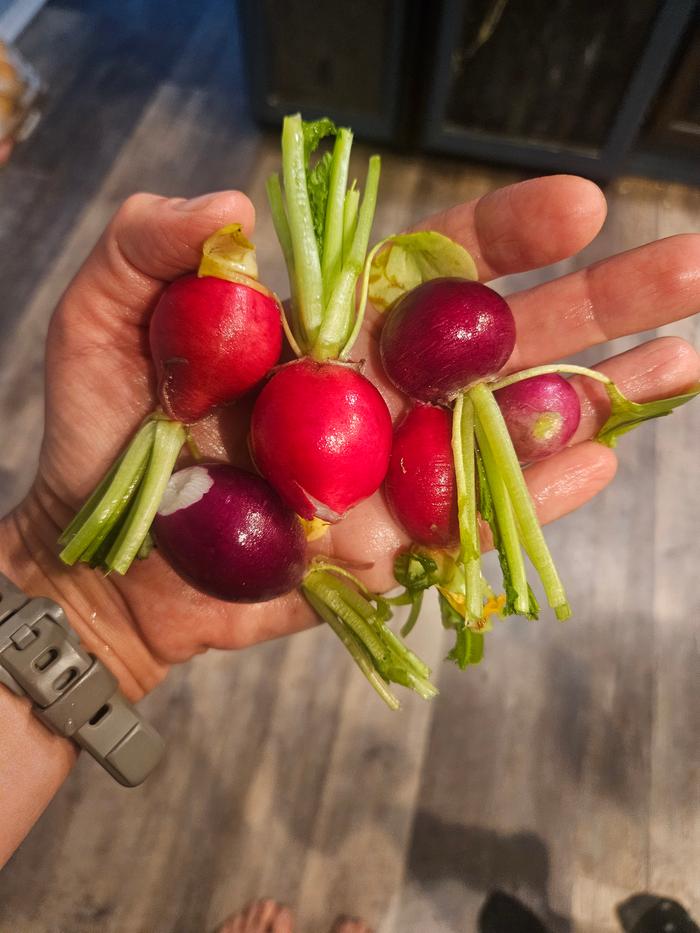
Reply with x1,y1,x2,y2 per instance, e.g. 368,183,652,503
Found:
385,405,459,548
250,359,393,520
494,374,581,462
380,278,516,403
153,464,306,602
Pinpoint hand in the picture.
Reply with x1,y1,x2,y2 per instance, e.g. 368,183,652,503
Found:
4,179,699,699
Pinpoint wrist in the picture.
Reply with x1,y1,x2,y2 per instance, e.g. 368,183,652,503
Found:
0,481,168,701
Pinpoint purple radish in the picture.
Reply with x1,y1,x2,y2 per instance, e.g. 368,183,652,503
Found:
153,464,306,602
379,278,516,403
494,373,581,462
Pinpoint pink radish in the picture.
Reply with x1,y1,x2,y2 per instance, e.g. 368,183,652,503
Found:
494,373,581,462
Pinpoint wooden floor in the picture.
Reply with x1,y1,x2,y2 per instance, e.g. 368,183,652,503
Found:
0,2,698,931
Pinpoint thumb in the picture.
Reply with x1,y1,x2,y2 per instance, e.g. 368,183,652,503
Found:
59,190,256,329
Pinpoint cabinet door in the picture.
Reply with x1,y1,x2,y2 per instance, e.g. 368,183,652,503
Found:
239,0,406,142
421,0,694,179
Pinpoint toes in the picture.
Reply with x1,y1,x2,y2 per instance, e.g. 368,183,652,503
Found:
329,916,374,933
216,900,294,933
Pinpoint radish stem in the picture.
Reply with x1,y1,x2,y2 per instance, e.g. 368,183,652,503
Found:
281,114,324,345
313,155,381,359
469,382,570,619
341,184,359,266
490,363,611,392
451,394,482,621
106,419,186,574
474,418,529,615
59,420,157,565
302,566,437,705
303,590,400,710
321,128,353,298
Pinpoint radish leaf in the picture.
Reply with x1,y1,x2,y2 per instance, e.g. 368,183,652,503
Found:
368,231,478,312
597,382,700,447
302,117,337,163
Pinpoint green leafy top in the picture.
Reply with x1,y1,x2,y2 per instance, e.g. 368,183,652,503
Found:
597,382,700,447
367,231,478,312
266,113,381,360
267,114,480,362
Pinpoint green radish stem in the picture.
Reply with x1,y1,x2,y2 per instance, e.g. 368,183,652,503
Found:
400,591,424,637
58,452,125,547
281,114,324,346
302,566,437,707
474,418,530,615
342,184,359,265
303,589,400,710
339,233,390,360
106,419,186,574
313,155,381,359
59,420,157,565
321,128,353,296
468,382,571,620
451,394,483,621
490,363,611,392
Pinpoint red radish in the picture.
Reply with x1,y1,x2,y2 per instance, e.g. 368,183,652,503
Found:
380,278,516,403
59,223,284,576
494,373,581,462
150,273,282,423
258,115,388,520
250,359,392,520
154,463,306,602
385,404,458,548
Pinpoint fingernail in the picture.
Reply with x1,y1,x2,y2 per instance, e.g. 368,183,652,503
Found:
174,192,224,212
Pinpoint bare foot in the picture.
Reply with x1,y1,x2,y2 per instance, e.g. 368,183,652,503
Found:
216,899,295,933
329,917,374,933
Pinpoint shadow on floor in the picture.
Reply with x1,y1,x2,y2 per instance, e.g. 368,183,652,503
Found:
405,809,571,932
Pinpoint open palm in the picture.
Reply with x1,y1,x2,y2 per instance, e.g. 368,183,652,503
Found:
22,179,699,699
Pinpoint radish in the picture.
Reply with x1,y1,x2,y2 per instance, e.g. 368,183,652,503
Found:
377,275,571,625
384,404,458,548
154,463,437,708
150,265,281,423
250,114,392,520
154,464,306,601
380,278,516,403
374,265,699,643
494,373,581,462
250,358,392,520
59,225,282,575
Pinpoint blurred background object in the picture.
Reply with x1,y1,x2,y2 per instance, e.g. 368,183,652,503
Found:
0,0,44,164
240,0,699,184
0,39,41,160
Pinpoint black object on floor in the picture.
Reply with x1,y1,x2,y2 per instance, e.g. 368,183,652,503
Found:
478,891,552,933
617,894,700,933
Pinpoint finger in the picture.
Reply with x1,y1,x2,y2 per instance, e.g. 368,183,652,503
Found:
414,175,607,280
60,190,256,329
569,336,700,444
506,233,700,370
524,441,617,526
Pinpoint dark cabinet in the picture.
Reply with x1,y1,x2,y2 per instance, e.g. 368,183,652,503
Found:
240,0,700,184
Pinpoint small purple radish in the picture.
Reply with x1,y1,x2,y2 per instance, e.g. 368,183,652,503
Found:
153,464,306,602
494,373,581,462
380,278,516,403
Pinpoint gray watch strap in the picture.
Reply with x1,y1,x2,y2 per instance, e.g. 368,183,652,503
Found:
0,570,164,786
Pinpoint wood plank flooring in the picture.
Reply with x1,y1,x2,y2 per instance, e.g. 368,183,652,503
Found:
0,2,698,931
